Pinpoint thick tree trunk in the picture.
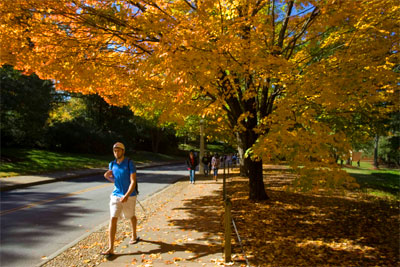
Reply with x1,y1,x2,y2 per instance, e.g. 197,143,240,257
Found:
223,77,269,201
244,156,269,201
237,131,269,201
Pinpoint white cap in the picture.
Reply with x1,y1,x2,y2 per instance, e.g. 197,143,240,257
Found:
113,142,125,150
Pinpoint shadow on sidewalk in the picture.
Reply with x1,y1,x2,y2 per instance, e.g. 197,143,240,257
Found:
171,191,224,234
105,239,220,261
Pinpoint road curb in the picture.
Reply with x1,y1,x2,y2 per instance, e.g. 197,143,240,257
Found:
0,170,106,192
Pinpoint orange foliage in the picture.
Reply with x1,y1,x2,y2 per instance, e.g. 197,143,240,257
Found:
1,0,398,194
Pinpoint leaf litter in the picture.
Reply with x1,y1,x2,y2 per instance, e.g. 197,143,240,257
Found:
226,167,399,266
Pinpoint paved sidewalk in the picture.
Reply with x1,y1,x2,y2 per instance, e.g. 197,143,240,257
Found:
98,178,225,267
0,161,181,192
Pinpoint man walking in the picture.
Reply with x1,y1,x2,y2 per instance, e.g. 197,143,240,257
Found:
101,142,139,255
186,151,198,184
211,154,220,181
201,152,211,176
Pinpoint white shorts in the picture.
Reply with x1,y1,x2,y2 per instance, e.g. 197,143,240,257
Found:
109,194,137,219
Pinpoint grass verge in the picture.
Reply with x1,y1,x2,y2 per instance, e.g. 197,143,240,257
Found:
344,161,400,201
0,148,182,177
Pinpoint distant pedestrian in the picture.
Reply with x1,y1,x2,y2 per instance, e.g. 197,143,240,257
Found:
208,154,212,174
211,154,220,181
101,142,139,256
232,154,237,166
220,154,226,168
226,154,232,170
186,151,198,184
202,152,211,176
236,154,241,166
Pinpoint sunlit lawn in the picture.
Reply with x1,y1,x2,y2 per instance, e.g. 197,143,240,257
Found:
344,161,400,200
0,148,180,177
179,142,236,154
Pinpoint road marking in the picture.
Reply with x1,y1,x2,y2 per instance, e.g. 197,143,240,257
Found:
0,183,112,216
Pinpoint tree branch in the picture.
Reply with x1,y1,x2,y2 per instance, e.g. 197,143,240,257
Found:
183,0,197,10
277,0,294,48
284,7,320,59
251,0,266,16
271,0,276,47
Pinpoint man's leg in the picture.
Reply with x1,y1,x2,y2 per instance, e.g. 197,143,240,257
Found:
103,217,118,254
124,197,138,243
190,169,195,183
130,215,137,240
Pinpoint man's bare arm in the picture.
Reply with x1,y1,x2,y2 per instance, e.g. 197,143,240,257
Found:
104,170,115,183
121,173,136,202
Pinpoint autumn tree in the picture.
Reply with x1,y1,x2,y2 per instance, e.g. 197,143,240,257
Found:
1,0,398,200
0,64,55,147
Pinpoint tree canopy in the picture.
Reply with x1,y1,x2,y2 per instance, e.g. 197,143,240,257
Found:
1,0,398,200
0,64,55,147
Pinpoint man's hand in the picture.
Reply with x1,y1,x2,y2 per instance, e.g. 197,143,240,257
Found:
120,195,129,203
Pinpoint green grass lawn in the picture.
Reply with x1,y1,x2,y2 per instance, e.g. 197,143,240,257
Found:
0,148,181,177
179,142,236,154
344,161,400,200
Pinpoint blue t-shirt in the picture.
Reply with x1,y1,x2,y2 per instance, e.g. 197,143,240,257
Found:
109,158,137,197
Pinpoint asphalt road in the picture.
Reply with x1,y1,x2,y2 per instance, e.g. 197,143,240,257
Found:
0,163,187,267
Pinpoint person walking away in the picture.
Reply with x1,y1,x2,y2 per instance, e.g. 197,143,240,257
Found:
232,154,237,167
220,154,226,169
206,152,212,175
226,154,232,170
208,154,212,174
186,151,198,184
202,152,211,176
102,142,139,256
211,154,220,181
